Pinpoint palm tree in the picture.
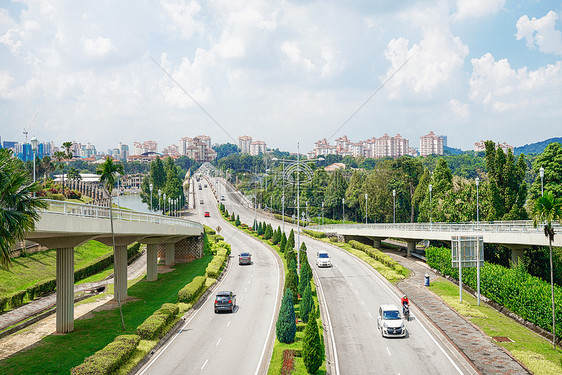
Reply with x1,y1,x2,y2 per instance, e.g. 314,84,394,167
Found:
96,157,125,330
68,167,82,182
53,150,67,196
0,149,46,269
532,191,562,348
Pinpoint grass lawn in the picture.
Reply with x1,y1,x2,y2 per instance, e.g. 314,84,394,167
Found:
0,254,213,375
429,278,562,375
0,241,112,297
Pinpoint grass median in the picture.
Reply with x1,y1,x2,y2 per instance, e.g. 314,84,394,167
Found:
429,278,562,375
0,254,212,375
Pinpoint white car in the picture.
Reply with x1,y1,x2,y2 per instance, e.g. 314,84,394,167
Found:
316,251,332,268
377,304,406,338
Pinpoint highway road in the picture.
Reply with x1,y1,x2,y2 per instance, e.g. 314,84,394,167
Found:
136,180,283,375
215,176,478,375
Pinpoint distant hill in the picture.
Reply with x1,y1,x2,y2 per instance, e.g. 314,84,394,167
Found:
443,146,464,155
514,137,562,155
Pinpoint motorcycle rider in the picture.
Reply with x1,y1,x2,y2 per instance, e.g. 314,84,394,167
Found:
401,294,409,315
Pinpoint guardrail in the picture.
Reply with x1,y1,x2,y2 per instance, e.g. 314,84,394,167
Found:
39,199,202,229
312,220,561,234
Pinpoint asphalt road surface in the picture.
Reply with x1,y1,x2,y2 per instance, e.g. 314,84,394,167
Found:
136,181,283,375
216,176,478,375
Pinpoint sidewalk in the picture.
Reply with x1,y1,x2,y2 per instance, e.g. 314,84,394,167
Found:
385,249,530,375
0,251,147,333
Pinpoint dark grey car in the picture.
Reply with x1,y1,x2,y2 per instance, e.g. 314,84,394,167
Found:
239,252,252,265
214,291,236,313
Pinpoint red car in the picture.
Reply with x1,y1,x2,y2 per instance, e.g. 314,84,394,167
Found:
204,211,210,217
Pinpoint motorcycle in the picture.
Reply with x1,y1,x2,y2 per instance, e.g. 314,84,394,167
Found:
403,304,410,321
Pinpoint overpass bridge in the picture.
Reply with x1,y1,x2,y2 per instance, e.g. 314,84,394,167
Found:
312,220,562,261
25,200,203,333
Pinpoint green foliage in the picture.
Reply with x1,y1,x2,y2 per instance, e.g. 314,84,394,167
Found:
529,142,562,201
348,240,408,276
264,224,273,240
287,229,295,251
276,289,297,344
70,335,141,375
136,313,169,340
230,211,236,221
279,232,287,253
426,246,562,339
302,315,323,374
177,276,206,303
235,215,241,226
285,268,299,303
299,283,313,323
303,229,327,238
271,227,280,244
299,259,312,296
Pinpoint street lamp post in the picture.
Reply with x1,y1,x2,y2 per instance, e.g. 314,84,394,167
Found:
475,177,480,224
342,198,345,223
163,193,166,214
168,197,171,216
322,201,324,225
31,137,38,184
365,193,368,224
392,189,396,224
540,166,545,196
149,183,153,211
429,184,432,224
158,189,162,212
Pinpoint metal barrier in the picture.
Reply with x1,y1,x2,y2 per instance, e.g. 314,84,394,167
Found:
312,220,561,234
39,199,202,229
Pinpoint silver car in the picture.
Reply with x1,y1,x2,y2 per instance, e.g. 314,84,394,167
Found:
239,252,252,265
316,251,332,268
377,304,406,338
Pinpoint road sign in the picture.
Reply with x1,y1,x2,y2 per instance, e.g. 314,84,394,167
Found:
451,236,484,304
216,225,222,233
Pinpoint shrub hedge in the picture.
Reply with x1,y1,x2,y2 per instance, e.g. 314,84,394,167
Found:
348,240,407,276
302,229,327,239
177,276,207,303
426,246,562,339
136,302,180,341
70,334,141,375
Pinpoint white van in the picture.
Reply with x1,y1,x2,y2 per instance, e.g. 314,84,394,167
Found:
316,251,332,268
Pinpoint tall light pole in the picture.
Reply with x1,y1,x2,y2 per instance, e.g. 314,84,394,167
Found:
429,184,432,224
31,137,38,184
322,201,324,225
393,189,396,224
163,193,166,214
365,193,368,224
342,198,345,223
540,166,544,196
168,197,171,216
306,201,308,222
149,183,153,211
475,177,480,224
158,189,162,212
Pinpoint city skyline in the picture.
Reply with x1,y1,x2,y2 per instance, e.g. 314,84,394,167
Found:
1,1,561,153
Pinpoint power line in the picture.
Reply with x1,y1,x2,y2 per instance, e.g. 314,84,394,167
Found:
149,56,236,143
327,53,415,142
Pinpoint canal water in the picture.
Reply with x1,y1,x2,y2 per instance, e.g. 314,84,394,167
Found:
115,194,151,213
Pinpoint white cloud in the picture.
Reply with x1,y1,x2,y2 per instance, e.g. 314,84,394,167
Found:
454,0,505,20
383,28,469,98
469,52,562,113
160,0,203,39
448,99,469,119
83,36,117,57
516,11,562,56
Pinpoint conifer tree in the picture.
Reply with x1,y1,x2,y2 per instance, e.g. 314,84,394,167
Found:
285,268,299,303
230,212,235,221
235,215,241,226
302,308,323,374
299,260,312,295
279,232,287,253
287,229,295,251
276,289,297,344
300,283,313,323
271,227,279,244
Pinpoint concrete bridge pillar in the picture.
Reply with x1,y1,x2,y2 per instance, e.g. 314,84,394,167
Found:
146,244,158,281
56,247,74,333
114,245,128,300
407,241,417,257
165,243,175,266
371,238,384,249
508,246,526,266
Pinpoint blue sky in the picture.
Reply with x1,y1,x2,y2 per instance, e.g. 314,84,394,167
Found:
1,0,561,153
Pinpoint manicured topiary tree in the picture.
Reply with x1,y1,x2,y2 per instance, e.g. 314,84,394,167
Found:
302,308,323,374
265,224,273,240
230,212,235,221
271,227,279,244
235,215,241,226
300,241,308,264
276,289,297,344
288,257,297,272
287,229,295,251
299,260,312,296
300,283,313,323
279,233,287,253
284,268,299,303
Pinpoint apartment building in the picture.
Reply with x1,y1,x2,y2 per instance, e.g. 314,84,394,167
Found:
311,134,417,159
238,135,253,154
419,131,444,157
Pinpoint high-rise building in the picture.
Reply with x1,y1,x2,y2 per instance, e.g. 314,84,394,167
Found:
420,131,444,157
249,140,267,156
311,134,415,159
133,140,158,155
178,135,216,162
474,140,513,153
238,136,253,154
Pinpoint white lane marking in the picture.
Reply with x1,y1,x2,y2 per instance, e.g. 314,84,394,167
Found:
240,296,244,301
137,256,234,375
201,359,209,370
245,287,248,292
354,289,358,295
361,300,365,305
216,338,222,346
368,312,372,319
227,321,231,327
386,347,391,356
313,268,340,375
248,279,251,284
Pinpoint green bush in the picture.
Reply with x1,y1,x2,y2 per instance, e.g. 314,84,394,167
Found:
0,296,8,312
303,229,327,239
348,240,407,276
285,269,299,303
136,313,169,340
70,334,141,375
178,276,206,303
276,289,297,344
302,315,323,374
426,246,562,339
300,283,313,323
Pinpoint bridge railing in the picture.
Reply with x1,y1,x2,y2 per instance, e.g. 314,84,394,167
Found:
39,199,202,229
312,220,562,234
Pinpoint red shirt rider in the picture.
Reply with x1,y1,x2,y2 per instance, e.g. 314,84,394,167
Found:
401,295,409,307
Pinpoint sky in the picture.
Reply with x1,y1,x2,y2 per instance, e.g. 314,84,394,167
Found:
1,0,561,154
